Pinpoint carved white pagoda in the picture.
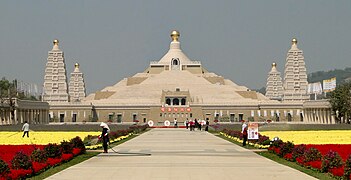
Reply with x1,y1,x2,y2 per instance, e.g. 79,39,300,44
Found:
68,63,86,102
265,62,284,100
42,39,69,102
282,38,309,101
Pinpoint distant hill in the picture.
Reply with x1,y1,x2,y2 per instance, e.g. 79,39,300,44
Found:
253,67,351,94
308,67,351,84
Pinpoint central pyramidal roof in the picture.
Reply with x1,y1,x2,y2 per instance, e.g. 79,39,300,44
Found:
83,31,274,106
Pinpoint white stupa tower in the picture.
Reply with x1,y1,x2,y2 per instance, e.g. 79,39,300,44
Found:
68,63,86,102
265,62,284,100
283,38,309,101
42,39,69,102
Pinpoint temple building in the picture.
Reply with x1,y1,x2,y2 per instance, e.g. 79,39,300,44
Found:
47,31,320,124
265,62,284,100
42,40,69,102
282,38,309,101
68,63,86,102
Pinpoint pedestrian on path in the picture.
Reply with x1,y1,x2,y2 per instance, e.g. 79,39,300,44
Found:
242,122,248,146
205,119,209,131
22,121,29,138
99,122,110,153
174,118,178,128
185,118,189,129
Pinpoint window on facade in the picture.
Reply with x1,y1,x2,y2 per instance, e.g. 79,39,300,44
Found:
166,98,171,105
181,98,186,105
173,98,179,105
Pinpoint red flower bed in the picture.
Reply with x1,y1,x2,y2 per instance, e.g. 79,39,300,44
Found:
0,137,86,179
0,145,45,164
305,144,351,161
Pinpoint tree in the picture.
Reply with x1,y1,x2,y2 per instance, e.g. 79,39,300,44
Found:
328,82,351,123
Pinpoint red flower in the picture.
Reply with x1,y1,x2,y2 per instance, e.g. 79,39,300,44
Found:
72,148,81,156
47,158,62,167
305,160,322,170
329,166,344,177
7,169,32,179
296,157,305,165
32,162,48,174
283,153,293,161
61,154,73,162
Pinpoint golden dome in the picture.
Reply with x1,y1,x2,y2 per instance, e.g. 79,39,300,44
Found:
272,62,276,67
171,30,180,42
75,63,79,68
292,38,297,44
53,39,59,45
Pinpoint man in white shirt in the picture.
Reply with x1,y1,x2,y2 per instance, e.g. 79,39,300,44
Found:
22,121,30,138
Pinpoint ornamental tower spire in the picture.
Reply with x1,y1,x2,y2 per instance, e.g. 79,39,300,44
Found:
42,39,69,102
68,63,86,102
283,38,309,101
265,62,284,100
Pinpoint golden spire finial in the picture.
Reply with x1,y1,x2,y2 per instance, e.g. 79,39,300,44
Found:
292,38,297,45
272,62,276,67
75,63,79,68
53,39,59,45
171,30,180,42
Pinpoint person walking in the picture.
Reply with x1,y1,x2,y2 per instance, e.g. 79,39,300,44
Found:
22,121,29,138
205,119,209,131
99,122,110,153
185,118,189,129
174,118,178,128
242,122,248,146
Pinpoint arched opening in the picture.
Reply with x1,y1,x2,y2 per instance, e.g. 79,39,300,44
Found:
166,98,171,105
181,98,186,105
173,59,178,65
173,98,179,105
287,113,292,122
171,58,180,70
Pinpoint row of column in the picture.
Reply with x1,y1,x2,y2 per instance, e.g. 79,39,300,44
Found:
0,108,50,125
304,108,335,124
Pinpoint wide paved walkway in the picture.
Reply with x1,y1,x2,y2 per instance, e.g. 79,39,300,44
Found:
47,128,315,180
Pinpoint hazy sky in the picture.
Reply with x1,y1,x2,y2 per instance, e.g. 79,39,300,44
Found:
1,1,350,94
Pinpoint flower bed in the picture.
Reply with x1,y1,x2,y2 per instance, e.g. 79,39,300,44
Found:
0,131,100,145
0,137,85,179
268,141,351,179
220,129,270,149
261,130,351,144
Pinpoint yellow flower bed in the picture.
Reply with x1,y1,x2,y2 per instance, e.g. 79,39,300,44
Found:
0,131,100,145
261,130,351,144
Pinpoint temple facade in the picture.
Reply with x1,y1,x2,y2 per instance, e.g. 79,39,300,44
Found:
265,62,284,100
47,31,316,125
68,63,86,102
42,40,69,102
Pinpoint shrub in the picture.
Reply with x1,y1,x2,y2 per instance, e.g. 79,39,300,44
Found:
344,154,351,179
60,140,74,154
0,158,10,176
270,139,283,148
44,144,62,158
278,141,294,157
31,149,47,163
11,151,32,170
70,137,86,154
321,150,343,173
292,144,307,159
304,147,322,163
